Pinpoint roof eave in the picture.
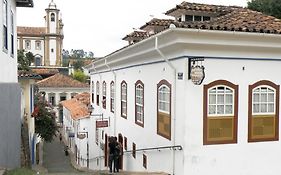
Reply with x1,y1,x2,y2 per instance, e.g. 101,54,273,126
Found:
16,0,34,7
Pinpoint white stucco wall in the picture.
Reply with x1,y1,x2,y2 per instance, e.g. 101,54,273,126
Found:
39,87,89,121
49,38,57,66
0,0,17,82
88,28,281,174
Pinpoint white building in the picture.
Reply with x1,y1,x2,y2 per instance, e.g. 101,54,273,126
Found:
36,73,89,123
17,0,63,67
0,0,33,168
61,92,94,168
87,2,281,175
18,71,42,166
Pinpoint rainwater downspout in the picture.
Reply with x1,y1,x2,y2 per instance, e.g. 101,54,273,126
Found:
104,58,117,136
155,37,177,175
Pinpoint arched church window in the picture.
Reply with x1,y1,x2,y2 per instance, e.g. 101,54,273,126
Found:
51,13,55,22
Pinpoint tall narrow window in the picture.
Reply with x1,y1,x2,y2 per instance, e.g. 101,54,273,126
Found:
121,81,127,118
132,142,136,158
51,13,55,22
3,0,8,51
10,10,14,56
157,80,171,140
102,81,106,109
110,81,114,113
135,80,144,127
25,40,31,50
48,93,56,106
35,40,41,50
248,80,279,142
91,81,94,103
96,81,100,106
203,80,238,145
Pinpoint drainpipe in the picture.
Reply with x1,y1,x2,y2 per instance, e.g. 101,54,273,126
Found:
155,36,177,175
104,58,117,136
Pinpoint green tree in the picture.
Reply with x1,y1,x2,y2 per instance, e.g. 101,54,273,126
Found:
33,94,58,142
248,0,281,19
73,60,84,70
72,70,87,83
17,50,34,71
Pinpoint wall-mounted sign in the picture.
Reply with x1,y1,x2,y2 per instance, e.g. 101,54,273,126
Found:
177,72,183,80
96,120,109,128
68,132,75,138
190,64,205,85
188,58,205,85
77,133,86,139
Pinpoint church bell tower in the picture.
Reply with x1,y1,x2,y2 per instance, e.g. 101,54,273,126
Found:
44,0,64,66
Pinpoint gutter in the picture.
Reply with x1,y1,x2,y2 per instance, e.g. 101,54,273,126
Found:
155,36,177,175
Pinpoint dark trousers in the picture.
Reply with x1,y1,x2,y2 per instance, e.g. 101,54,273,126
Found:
109,154,115,172
114,156,119,172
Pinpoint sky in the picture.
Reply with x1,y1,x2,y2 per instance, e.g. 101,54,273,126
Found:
17,0,248,57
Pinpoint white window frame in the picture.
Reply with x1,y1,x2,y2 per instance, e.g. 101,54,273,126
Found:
208,85,234,117
136,83,144,124
252,85,276,115
3,0,8,51
110,81,114,112
158,84,170,114
25,40,31,50
121,82,127,117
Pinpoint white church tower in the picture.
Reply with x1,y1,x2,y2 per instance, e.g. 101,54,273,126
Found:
44,0,64,66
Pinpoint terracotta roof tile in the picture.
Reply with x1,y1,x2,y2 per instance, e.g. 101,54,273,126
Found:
175,9,281,34
32,68,59,75
17,26,46,36
60,92,90,120
165,1,238,15
18,70,42,80
140,18,174,29
122,30,149,41
36,73,89,88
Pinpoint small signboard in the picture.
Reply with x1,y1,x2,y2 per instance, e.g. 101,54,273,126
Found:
96,120,109,128
68,132,75,138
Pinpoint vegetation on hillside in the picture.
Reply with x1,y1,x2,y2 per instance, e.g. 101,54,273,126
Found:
248,0,281,18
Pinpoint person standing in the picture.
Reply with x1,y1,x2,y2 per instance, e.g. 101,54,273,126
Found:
114,136,122,173
108,136,117,173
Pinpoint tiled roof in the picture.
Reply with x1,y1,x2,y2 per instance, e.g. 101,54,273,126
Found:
122,30,149,41
165,1,281,34
17,26,46,36
165,1,238,15
61,92,90,120
18,70,42,80
140,18,175,29
32,68,59,75
36,73,89,88
175,9,281,34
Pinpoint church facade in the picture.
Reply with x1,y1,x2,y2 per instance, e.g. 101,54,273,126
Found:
17,0,63,67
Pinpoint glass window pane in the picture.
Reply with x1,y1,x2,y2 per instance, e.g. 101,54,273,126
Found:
217,94,224,104
253,93,260,103
260,87,267,92
217,105,224,114
261,104,267,112
209,88,216,93
268,88,274,93
261,93,267,102
268,103,274,113
209,94,216,104
253,104,259,113
225,94,233,104
268,93,274,103
209,105,216,114
225,88,232,93
225,105,233,114
217,87,224,93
